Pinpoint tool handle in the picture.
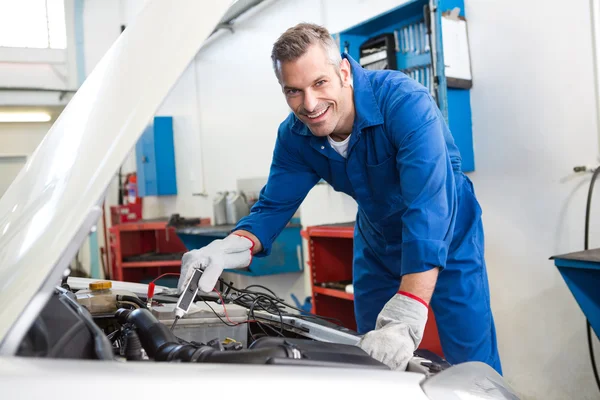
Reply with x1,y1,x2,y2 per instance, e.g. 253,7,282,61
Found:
175,268,202,318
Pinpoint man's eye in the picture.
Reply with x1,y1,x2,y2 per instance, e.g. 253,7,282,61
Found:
286,89,299,95
315,80,326,86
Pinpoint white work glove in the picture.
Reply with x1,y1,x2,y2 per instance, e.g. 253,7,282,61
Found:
178,235,254,294
358,292,428,371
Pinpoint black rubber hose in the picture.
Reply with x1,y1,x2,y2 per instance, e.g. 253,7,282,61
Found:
117,295,147,309
584,166,600,394
115,308,293,363
123,329,144,361
115,308,183,361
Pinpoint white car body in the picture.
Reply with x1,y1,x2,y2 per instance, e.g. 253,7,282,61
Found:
0,1,519,398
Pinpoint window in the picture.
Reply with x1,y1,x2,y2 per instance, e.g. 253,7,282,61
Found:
0,0,67,49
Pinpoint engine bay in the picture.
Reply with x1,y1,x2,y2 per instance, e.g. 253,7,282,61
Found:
15,277,449,375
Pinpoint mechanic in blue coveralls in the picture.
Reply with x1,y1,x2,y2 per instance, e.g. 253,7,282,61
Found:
180,23,502,373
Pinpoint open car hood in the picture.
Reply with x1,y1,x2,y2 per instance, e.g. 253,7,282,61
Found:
0,0,232,354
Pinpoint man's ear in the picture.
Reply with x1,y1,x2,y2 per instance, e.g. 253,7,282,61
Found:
340,59,352,87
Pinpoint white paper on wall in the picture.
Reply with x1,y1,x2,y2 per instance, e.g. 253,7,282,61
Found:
441,15,472,82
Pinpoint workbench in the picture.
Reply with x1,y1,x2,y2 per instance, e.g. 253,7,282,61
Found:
551,248,600,338
175,219,304,276
109,218,210,285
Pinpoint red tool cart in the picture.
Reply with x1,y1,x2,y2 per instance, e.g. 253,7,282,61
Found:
302,222,444,357
108,218,210,284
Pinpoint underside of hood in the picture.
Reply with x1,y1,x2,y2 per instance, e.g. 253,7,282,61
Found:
0,0,232,354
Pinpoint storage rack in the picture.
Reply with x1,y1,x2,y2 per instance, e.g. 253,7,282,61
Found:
334,0,475,172
302,222,444,357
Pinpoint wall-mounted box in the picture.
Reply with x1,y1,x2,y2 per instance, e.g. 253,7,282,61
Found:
334,0,475,172
135,116,178,196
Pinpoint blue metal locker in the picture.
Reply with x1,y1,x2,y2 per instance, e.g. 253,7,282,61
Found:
135,116,178,196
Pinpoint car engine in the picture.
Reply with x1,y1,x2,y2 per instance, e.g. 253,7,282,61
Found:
15,278,451,376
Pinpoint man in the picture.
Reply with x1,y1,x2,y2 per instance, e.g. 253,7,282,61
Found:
180,23,502,374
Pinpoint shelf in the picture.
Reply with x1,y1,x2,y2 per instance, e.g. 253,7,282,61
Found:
122,260,181,268
305,226,354,239
112,218,211,232
312,286,354,301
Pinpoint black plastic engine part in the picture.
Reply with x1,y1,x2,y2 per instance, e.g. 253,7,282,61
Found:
115,308,186,361
414,348,451,373
18,289,113,360
116,308,293,362
123,328,144,361
249,337,388,369
116,308,388,369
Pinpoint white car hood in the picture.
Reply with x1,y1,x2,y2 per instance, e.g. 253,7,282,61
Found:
1,357,431,400
0,0,231,353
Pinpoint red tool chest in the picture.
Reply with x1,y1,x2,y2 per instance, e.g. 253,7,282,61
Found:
302,222,444,357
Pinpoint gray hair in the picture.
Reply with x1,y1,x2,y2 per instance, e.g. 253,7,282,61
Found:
271,23,342,82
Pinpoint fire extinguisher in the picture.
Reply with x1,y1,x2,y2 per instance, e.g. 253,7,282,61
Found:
125,173,140,205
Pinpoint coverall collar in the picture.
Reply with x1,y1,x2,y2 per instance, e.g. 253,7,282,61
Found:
290,53,384,137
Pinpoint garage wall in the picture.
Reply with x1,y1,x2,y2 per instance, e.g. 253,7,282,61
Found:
0,123,51,197
80,1,600,398
466,0,600,399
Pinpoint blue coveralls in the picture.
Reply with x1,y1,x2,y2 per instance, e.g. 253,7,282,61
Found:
235,54,502,374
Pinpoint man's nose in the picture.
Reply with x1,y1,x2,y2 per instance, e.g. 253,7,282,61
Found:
303,89,318,112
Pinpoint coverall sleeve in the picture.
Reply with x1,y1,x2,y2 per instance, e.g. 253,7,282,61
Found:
234,127,320,257
385,90,457,276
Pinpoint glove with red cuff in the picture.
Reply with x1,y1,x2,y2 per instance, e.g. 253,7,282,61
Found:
358,291,429,371
178,234,254,294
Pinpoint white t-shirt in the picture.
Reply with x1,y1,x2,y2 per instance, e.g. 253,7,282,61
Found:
328,134,351,158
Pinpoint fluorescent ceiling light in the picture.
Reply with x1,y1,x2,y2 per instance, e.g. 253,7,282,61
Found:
0,112,52,122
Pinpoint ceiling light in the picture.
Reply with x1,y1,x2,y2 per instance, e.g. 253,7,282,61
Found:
0,112,51,123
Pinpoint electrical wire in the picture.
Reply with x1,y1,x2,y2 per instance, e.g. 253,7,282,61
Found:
202,288,257,327
212,288,256,326
202,301,240,327
216,278,345,326
147,272,181,306
243,284,279,298
583,166,600,393
211,286,288,339
150,272,181,286
248,295,284,338
168,271,347,342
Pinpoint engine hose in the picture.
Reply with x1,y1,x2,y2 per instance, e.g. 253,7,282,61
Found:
117,295,147,309
115,308,296,363
123,329,144,361
115,308,190,361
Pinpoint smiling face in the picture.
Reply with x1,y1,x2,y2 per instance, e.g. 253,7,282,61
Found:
278,44,354,138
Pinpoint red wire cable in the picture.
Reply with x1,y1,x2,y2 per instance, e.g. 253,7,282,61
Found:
213,288,256,325
147,272,181,303
150,272,180,285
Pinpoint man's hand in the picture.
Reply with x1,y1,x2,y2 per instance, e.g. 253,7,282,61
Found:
231,230,262,254
178,234,254,294
358,292,428,371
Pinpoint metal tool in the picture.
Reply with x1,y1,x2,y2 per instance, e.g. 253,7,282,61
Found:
412,23,417,52
420,22,425,53
175,268,203,319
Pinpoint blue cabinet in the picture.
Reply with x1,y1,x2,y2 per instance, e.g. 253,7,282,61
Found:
334,0,475,172
135,116,178,196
